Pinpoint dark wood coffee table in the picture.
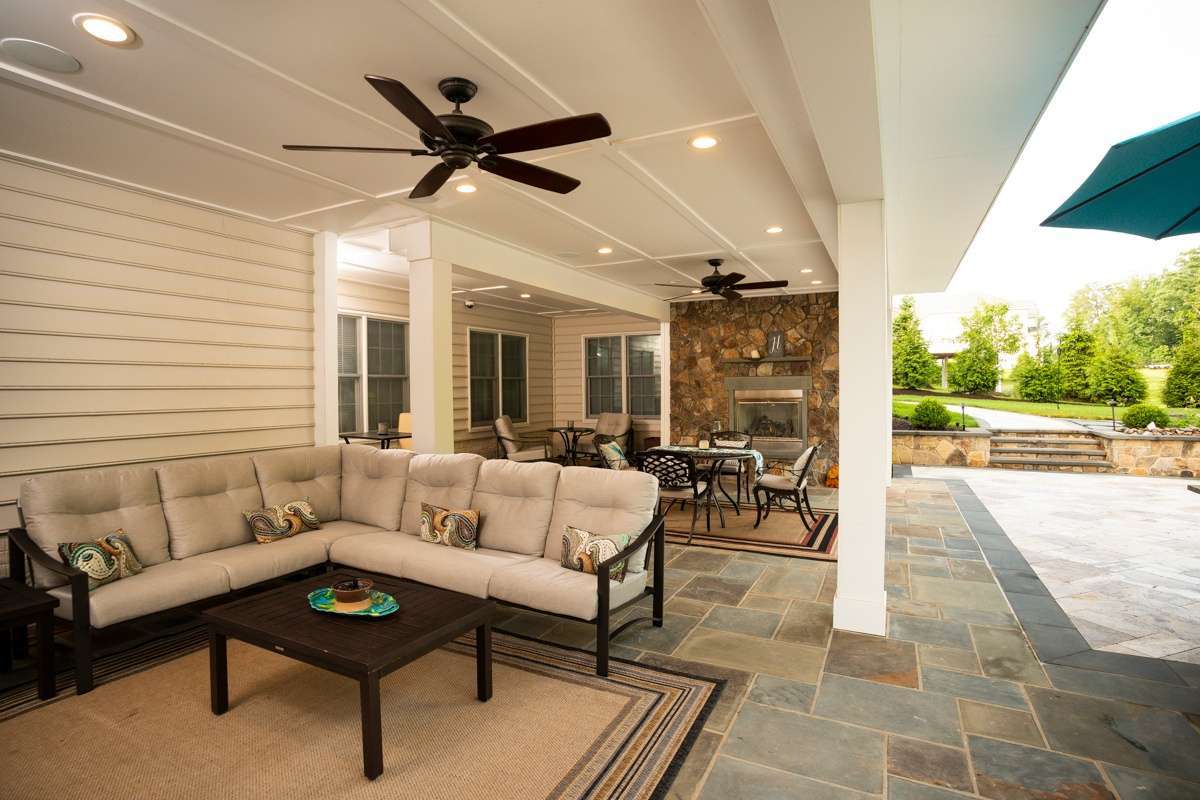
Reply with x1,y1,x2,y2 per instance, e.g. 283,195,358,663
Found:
202,570,496,780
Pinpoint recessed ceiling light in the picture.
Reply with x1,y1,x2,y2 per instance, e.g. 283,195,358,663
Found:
689,135,718,150
0,38,81,73
73,13,138,46
519,293,531,299
596,246,613,255
475,285,508,291
800,268,813,274
455,183,477,194
811,280,823,285
690,289,702,294
765,225,784,234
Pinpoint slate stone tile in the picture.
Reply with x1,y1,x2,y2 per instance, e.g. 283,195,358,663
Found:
888,777,975,799
813,673,962,746
893,523,942,538
981,549,1032,570
669,548,734,573
613,612,699,654
959,699,1044,747
497,610,559,637
698,755,876,800
919,644,980,674
825,630,919,688
1052,649,1187,686
749,674,817,713
774,600,833,647
539,619,597,649
722,703,885,794
948,559,994,583
1027,686,1200,782
887,560,910,588
921,666,1029,709
1023,621,1090,662
1007,593,1074,628
664,596,714,617
992,567,1051,597
700,605,782,639
972,626,1049,686
888,598,942,619
1168,659,1200,689
942,536,981,553
941,607,1020,628
719,560,766,582
890,585,912,600
887,537,910,555
1102,764,1200,800
666,729,722,800
676,574,753,606
637,651,752,733
911,575,1011,614
909,537,945,548
753,564,825,599
968,735,1114,800
740,593,791,612
909,562,953,578
887,736,973,793
816,571,837,603
1044,663,1200,713
675,627,825,682
889,615,974,650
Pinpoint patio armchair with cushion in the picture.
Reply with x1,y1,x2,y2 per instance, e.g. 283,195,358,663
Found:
493,414,551,462
576,412,633,462
593,433,636,471
637,450,712,543
711,429,754,507
753,444,820,530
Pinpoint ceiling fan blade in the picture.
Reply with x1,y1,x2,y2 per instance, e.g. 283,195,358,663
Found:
479,156,581,194
717,272,745,287
732,280,790,291
365,75,455,143
653,283,702,288
664,292,700,301
478,113,612,155
283,144,429,154
721,288,743,301
409,162,456,199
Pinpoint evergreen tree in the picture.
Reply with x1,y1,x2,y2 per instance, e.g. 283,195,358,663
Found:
1087,342,1148,403
891,296,940,389
947,340,999,394
1013,351,1064,402
1057,327,1095,400
1163,334,1200,407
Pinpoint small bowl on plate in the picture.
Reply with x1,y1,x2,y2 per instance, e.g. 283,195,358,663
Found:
332,577,374,605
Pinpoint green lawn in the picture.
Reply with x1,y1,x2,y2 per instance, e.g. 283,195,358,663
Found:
1141,367,1167,405
894,390,1194,423
892,398,978,428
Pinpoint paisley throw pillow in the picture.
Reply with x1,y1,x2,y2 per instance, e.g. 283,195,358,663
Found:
560,525,632,582
597,440,629,470
58,530,143,591
420,502,480,550
243,499,321,544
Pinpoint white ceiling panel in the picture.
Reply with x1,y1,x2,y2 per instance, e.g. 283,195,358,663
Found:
578,260,700,295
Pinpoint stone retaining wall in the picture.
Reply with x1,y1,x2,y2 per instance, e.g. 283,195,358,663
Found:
892,430,991,467
1093,430,1200,478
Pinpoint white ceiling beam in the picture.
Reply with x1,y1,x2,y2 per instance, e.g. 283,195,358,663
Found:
697,0,840,267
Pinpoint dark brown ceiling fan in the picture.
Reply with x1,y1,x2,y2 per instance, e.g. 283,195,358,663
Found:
283,75,611,199
658,258,788,301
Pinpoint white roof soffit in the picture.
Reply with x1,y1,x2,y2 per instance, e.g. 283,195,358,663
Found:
872,0,1105,295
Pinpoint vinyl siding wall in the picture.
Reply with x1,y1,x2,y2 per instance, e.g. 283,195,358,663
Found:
551,313,662,451
0,157,314,550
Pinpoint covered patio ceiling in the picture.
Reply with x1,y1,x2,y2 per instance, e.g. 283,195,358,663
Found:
0,0,1101,304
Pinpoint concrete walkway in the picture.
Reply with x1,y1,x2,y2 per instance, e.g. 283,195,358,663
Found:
960,405,1085,431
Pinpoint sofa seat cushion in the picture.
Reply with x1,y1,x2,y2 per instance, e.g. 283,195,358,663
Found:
340,445,411,530
329,531,417,577
489,557,647,621
190,536,328,590
306,520,385,548
399,541,533,598
156,456,261,559
252,445,342,522
21,465,171,588
399,453,483,536
48,559,230,628
472,459,560,555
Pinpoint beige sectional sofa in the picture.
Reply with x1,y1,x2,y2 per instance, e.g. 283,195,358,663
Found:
7,445,665,691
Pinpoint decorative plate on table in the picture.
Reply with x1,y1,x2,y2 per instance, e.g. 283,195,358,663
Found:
307,588,399,617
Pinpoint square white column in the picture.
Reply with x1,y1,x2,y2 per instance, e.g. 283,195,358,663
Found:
834,200,889,636
408,256,455,453
312,231,338,445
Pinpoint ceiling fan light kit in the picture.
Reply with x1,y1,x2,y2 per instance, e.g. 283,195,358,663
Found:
284,75,611,199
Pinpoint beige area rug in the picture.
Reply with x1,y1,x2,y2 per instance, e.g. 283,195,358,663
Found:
0,633,718,800
664,501,838,561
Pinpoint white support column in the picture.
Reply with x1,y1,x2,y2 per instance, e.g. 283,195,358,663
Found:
312,231,338,446
834,200,889,636
408,256,455,453
659,319,671,445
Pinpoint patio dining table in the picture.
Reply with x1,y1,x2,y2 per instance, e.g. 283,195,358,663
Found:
648,445,763,528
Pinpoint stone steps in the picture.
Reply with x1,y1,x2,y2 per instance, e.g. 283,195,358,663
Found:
991,436,1100,447
990,446,1108,457
989,456,1114,472
987,429,1111,473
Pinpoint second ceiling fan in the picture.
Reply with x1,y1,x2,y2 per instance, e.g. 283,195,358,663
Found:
283,75,611,199
658,259,789,301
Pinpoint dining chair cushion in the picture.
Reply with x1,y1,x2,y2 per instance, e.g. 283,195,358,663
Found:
659,482,706,500
399,453,484,536
594,412,632,437
340,445,411,530
757,473,799,491
472,459,561,555
494,415,519,457
506,448,546,462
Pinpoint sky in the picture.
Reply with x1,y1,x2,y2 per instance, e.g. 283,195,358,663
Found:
948,0,1200,333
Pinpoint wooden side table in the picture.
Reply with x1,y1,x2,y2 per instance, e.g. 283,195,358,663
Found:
0,578,58,699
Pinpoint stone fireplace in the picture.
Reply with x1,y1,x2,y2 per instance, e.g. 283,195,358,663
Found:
670,293,838,479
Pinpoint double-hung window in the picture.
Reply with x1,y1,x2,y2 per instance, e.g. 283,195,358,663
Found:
336,313,409,433
469,329,527,428
584,333,661,418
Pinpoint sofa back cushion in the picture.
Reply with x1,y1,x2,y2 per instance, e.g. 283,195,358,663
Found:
156,456,261,559
340,445,411,530
20,466,170,588
545,466,658,573
252,445,342,522
400,453,484,535
472,459,561,555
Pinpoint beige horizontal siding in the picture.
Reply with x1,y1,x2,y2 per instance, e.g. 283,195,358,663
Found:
552,313,662,451
337,277,409,318
0,158,313,536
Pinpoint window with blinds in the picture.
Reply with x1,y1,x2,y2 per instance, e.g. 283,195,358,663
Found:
469,329,528,428
583,333,661,418
337,315,359,434
585,336,623,416
338,314,408,433
627,334,661,417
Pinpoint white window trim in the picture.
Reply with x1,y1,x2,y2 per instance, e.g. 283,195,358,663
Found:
580,331,661,421
467,326,530,432
337,310,409,433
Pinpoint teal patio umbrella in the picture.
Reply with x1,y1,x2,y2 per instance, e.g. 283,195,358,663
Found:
1041,110,1200,239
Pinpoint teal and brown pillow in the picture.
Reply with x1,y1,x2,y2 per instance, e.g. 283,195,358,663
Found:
58,530,143,591
597,439,629,470
243,499,320,544
560,525,632,582
419,502,480,550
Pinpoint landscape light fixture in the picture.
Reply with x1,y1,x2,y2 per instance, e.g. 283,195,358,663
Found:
1107,398,1118,430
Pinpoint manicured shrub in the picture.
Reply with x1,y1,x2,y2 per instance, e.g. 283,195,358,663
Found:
1057,328,1095,400
1087,344,1147,403
1013,352,1064,402
892,297,940,389
1121,403,1170,429
911,398,953,430
947,340,999,395
1163,338,1200,407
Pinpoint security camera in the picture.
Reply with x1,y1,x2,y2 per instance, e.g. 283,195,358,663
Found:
463,299,476,309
